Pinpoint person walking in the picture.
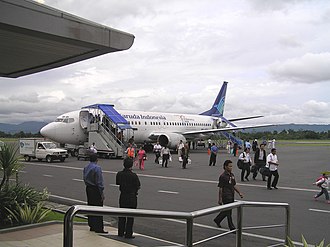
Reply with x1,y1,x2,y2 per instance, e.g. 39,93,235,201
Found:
267,148,279,190
137,146,147,170
214,160,243,232
161,145,171,168
153,142,162,164
83,154,107,233
313,173,330,203
89,142,97,154
181,143,189,169
253,144,267,181
116,158,141,238
209,143,219,166
233,143,238,157
177,140,184,158
238,148,252,182
126,143,135,159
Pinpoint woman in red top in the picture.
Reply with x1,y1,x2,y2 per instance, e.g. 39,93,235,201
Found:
137,146,146,170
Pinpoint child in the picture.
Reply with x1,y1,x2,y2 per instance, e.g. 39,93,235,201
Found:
313,173,329,203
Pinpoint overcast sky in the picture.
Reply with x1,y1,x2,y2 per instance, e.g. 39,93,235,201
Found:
1,0,330,125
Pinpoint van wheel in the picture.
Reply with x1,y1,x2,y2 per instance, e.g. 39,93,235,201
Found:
24,156,31,162
46,156,52,163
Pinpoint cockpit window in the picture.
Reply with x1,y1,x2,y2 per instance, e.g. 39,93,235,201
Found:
63,118,74,123
55,116,73,123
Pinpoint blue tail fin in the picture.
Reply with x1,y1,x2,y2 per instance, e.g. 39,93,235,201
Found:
200,81,228,116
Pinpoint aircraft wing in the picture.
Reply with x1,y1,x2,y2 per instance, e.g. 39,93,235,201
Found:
182,124,274,136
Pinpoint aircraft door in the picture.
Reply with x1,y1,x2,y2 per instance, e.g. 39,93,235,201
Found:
79,110,89,129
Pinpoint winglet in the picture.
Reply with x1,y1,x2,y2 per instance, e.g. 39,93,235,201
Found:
200,81,228,116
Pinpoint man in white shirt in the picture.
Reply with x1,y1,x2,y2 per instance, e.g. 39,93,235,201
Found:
266,148,279,190
153,142,162,164
90,142,97,154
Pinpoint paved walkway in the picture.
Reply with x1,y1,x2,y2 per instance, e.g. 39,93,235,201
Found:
0,202,179,247
0,222,136,247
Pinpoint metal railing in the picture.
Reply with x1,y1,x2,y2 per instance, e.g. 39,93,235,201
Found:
63,201,290,247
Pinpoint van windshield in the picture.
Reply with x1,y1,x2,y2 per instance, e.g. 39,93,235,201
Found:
43,142,57,149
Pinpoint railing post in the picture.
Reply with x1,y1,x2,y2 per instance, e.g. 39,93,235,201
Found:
285,205,291,245
63,206,75,247
236,204,243,247
186,217,193,247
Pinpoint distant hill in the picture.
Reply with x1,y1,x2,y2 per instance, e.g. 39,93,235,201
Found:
245,124,330,133
0,121,48,134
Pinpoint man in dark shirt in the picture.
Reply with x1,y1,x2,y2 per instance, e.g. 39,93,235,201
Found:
83,154,107,233
209,143,219,166
213,160,243,231
253,144,267,181
116,158,141,238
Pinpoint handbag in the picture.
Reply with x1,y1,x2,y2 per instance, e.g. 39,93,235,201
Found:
251,164,257,173
187,158,192,165
260,166,270,177
237,152,245,169
237,159,244,169
178,156,183,162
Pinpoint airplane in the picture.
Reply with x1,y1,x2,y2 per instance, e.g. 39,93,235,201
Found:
40,81,272,150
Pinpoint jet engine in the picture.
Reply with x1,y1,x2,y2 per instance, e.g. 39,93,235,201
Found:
157,133,186,149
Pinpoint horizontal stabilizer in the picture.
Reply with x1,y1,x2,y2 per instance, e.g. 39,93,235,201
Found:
228,115,264,122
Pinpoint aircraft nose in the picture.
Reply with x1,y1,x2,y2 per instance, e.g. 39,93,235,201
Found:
40,123,56,139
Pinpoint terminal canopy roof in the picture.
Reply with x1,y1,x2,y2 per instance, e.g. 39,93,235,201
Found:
83,104,133,130
0,0,134,78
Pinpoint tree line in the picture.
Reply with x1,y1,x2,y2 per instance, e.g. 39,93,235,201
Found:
238,129,330,140
0,131,42,138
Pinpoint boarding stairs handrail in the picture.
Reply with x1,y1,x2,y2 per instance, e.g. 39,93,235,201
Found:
220,131,243,147
98,123,125,157
63,200,290,247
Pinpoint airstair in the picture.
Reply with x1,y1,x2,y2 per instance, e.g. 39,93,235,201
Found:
82,104,134,158
220,131,243,147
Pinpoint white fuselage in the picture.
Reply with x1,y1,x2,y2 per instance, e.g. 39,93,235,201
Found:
40,108,220,146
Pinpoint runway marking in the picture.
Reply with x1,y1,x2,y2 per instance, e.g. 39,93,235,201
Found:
72,178,83,182
43,174,53,178
158,190,179,194
25,162,320,193
164,218,304,246
309,208,330,214
49,193,303,246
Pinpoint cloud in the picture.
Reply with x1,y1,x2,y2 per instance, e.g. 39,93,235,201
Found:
269,53,330,84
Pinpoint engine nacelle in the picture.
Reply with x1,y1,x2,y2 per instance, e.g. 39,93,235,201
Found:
157,133,186,149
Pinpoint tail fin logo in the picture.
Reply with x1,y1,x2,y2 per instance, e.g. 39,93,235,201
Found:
215,96,225,116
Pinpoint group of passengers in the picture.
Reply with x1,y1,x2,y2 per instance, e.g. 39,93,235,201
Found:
124,139,191,170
